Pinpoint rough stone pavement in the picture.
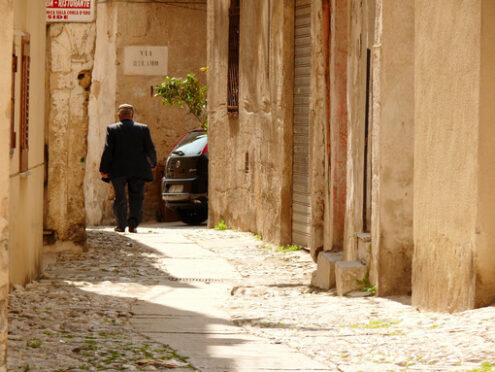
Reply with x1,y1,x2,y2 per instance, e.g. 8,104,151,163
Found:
7,222,495,371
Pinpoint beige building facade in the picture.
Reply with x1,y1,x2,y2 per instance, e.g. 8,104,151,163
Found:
207,0,495,312
0,0,47,368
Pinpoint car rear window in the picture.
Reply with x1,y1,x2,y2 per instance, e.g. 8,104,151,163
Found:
173,131,207,156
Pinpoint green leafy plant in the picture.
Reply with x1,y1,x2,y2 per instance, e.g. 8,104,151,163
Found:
253,232,263,241
356,271,376,295
275,244,301,253
214,220,228,231
26,340,42,348
155,71,208,129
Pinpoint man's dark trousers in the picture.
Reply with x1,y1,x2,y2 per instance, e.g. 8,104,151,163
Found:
111,177,145,229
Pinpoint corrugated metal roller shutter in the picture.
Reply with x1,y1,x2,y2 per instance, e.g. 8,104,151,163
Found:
292,0,311,247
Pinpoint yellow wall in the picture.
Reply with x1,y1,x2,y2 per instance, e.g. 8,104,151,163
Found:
413,0,480,312
9,0,46,286
476,0,495,307
0,1,14,367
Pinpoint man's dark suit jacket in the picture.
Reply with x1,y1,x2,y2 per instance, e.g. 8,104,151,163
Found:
99,119,157,181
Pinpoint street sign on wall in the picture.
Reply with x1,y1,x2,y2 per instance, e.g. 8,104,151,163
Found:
123,46,169,76
46,0,95,22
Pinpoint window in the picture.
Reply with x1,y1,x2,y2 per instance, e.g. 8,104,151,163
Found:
19,35,30,172
10,49,17,157
227,0,240,113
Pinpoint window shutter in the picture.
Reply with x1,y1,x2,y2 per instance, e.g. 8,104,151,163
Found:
227,0,240,113
20,35,30,172
10,51,17,154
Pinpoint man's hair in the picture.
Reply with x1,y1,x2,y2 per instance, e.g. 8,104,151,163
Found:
118,104,134,117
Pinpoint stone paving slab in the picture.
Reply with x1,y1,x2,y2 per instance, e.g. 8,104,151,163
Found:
128,231,332,371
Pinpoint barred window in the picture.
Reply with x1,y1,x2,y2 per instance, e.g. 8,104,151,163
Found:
10,49,17,157
227,0,240,113
19,35,30,172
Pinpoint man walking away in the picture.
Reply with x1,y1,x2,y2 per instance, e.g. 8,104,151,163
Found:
99,104,157,233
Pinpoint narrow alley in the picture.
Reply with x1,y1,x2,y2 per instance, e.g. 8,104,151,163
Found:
8,224,495,371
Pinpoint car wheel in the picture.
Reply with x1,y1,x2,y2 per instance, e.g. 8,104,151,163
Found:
177,205,208,225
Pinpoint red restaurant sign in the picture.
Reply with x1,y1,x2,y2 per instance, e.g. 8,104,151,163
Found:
46,0,95,22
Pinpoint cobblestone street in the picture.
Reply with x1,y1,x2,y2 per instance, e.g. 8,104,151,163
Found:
8,223,495,371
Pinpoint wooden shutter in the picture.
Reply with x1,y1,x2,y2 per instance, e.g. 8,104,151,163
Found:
10,50,17,154
19,35,30,172
227,0,240,113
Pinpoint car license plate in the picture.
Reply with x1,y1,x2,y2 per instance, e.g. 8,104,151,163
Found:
169,185,183,193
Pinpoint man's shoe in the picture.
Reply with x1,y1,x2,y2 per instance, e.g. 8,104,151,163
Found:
114,226,125,232
128,222,137,233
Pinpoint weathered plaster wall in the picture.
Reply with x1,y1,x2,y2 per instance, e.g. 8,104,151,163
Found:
476,0,495,307
9,0,46,287
0,2,13,368
45,23,96,250
208,0,294,244
325,0,348,252
309,0,328,256
85,3,117,226
370,0,414,295
85,2,207,226
343,0,374,260
413,0,480,312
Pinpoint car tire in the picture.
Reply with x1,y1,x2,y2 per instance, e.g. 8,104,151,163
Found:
177,205,208,225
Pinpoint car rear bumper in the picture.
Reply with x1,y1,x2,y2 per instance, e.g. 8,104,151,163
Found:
162,192,207,202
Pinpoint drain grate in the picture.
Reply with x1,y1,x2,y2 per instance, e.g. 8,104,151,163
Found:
163,276,231,283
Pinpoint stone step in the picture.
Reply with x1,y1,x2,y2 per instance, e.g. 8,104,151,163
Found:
311,251,343,290
356,232,371,266
335,260,368,296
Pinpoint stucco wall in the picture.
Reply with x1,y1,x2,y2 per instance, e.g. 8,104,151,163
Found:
309,0,328,255
369,0,414,295
0,2,13,369
85,2,207,226
85,3,118,226
325,0,348,253
343,0,374,260
413,0,480,312
207,0,294,244
45,22,96,249
476,0,495,307
9,0,46,286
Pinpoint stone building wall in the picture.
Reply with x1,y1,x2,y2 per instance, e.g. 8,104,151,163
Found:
9,0,46,287
343,0,375,260
207,0,294,244
413,0,495,311
45,22,96,251
0,2,14,369
85,1,207,226
369,0,414,295
324,0,348,253
308,0,329,256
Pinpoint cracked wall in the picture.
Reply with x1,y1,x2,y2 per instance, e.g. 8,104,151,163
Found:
45,22,96,251
208,0,294,245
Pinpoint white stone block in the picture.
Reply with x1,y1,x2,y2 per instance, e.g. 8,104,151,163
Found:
335,261,367,296
311,251,343,290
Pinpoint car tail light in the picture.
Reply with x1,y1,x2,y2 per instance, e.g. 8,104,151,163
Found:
201,144,208,155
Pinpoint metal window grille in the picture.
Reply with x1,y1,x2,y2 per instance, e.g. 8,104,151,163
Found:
227,0,240,113
20,35,30,172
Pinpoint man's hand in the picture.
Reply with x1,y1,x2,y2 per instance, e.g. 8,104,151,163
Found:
100,172,109,178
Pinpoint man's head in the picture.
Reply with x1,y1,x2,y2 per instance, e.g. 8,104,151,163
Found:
118,104,135,120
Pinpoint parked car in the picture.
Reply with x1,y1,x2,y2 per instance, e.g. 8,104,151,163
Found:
162,129,208,225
